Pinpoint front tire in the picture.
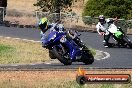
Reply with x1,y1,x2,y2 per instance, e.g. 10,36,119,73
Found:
49,50,56,59
52,46,72,65
81,50,94,65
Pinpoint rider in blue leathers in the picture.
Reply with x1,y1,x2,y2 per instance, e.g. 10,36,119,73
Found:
38,17,65,48
38,17,66,59
38,17,82,48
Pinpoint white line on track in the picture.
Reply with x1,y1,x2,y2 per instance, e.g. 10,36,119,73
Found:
0,36,41,43
95,50,110,60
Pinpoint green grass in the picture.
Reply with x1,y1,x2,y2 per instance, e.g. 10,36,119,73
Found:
0,44,14,53
0,80,132,88
0,38,49,64
101,84,114,88
123,81,132,88
0,80,101,88
0,44,17,64
0,44,15,59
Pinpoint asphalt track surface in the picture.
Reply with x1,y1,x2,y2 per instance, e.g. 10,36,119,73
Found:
0,26,132,70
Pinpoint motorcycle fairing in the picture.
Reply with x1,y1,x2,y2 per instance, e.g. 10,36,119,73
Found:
62,39,81,61
108,24,118,33
114,31,123,38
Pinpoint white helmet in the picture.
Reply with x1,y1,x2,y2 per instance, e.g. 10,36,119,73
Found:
99,15,105,25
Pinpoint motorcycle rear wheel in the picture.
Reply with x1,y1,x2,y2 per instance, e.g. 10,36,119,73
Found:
122,36,132,48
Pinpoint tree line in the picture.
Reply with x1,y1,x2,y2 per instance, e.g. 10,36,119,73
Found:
34,0,132,20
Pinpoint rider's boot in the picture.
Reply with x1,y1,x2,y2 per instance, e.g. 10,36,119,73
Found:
103,40,115,48
103,40,109,48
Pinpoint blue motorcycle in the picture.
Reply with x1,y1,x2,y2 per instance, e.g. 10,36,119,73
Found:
43,31,94,65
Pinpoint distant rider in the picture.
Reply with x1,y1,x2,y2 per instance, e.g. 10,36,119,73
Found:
96,15,113,48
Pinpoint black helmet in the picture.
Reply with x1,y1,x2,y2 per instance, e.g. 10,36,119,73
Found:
99,15,105,25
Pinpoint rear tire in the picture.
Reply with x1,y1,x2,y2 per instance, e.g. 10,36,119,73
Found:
81,50,94,65
123,36,132,48
52,46,72,65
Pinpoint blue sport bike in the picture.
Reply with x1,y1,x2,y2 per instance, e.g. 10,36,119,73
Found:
43,31,94,65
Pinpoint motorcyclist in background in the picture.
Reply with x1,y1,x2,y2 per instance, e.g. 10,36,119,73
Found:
96,15,113,48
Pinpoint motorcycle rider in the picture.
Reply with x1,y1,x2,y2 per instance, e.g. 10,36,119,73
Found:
38,17,65,47
38,17,84,60
96,15,113,47
39,17,82,48
39,17,67,59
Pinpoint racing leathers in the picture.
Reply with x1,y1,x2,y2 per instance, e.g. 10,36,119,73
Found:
96,20,112,47
40,23,64,48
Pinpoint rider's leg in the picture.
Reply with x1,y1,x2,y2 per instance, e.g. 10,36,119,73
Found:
103,34,111,47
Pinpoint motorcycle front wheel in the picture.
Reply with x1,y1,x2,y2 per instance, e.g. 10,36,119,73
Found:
49,50,56,59
81,50,94,65
52,46,72,65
